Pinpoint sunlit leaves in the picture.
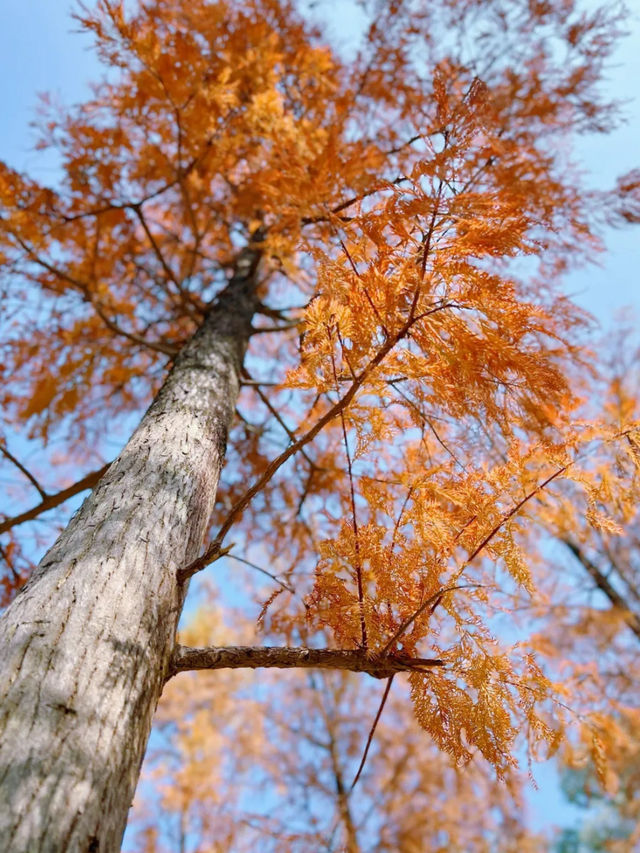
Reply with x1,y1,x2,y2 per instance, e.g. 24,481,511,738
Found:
1,0,638,800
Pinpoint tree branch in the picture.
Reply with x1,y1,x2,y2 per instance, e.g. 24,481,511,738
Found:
0,444,48,499
0,464,110,535
89,299,179,356
224,552,295,594
350,674,394,790
9,232,179,356
564,539,640,641
168,645,444,681
178,301,463,582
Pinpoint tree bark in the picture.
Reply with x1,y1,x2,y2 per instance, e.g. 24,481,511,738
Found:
0,245,260,852
169,645,444,679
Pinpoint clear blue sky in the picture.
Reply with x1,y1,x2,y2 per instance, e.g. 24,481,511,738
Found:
1,0,639,843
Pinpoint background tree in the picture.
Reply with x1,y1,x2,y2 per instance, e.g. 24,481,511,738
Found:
0,0,638,849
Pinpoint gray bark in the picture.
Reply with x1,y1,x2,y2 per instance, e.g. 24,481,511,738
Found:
0,246,260,851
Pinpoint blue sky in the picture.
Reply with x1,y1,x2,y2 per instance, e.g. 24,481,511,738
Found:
1,0,639,845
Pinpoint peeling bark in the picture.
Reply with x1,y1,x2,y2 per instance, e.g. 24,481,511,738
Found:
0,245,260,852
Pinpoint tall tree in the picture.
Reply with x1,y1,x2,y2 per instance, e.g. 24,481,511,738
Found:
0,0,637,849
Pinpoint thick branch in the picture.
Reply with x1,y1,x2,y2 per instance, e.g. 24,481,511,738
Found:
168,645,444,681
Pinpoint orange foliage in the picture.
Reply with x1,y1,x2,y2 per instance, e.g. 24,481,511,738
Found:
129,603,545,852
1,0,639,845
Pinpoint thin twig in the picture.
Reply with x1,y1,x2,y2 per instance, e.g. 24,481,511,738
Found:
419,176,444,285
380,585,482,655
244,369,316,469
350,675,395,790
463,465,569,568
8,232,179,356
339,238,389,338
0,444,48,498
225,552,295,595
329,323,368,649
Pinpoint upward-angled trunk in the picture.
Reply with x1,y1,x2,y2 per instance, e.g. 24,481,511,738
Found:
0,246,260,852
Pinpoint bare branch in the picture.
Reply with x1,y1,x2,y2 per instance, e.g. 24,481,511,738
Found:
8,232,179,356
168,645,444,681
564,539,640,641
131,203,193,314
89,299,180,356
0,464,110,535
0,444,48,499
243,367,316,469
350,674,394,790
225,552,295,594
250,322,299,335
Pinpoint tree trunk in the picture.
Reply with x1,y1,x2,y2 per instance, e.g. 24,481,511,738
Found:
0,246,260,852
